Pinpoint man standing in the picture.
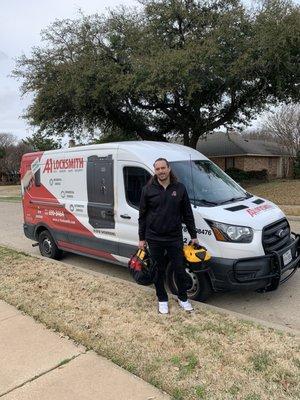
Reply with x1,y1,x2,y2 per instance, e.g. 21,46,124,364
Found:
138,158,198,314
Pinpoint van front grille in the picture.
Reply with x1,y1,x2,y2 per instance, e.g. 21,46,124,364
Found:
262,218,291,254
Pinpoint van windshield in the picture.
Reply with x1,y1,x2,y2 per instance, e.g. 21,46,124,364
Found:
169,160,250,206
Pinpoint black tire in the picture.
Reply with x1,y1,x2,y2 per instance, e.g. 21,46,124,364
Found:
166,263,212,302
38,230,63,260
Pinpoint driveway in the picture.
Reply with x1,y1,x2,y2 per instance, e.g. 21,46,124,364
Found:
1,201,299,331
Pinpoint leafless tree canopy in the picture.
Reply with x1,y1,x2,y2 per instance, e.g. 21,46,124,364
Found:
0,133,17,148
242,104,300,157
262,103,300,156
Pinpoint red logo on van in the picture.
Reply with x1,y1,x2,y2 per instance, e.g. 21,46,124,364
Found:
246,204,273,217
43,157,84,173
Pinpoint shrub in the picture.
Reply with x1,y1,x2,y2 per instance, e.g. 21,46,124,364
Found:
226,168,268,182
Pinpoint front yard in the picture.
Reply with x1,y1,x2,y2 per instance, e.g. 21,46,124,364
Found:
0,246,299,400
245,180,300,206
245,180,300,217
0,185,21,201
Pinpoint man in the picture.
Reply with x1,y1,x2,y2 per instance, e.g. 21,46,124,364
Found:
138,158,199,314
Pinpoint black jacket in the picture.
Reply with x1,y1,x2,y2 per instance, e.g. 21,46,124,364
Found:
138,177,197,242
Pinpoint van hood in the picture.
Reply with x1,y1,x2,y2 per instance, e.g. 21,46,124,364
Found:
195,197,285,230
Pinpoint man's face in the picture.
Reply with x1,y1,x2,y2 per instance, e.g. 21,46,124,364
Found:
154,160,171,182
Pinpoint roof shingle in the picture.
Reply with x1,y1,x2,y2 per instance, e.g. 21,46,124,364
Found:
197,132,290,157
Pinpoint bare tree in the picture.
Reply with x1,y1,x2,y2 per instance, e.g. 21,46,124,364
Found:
0,133,17,149
241,127,275,142
262,103,300,157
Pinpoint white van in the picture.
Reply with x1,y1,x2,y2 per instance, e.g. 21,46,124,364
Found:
20,141,299,301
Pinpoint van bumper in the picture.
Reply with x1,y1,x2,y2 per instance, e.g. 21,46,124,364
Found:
207,234,300,292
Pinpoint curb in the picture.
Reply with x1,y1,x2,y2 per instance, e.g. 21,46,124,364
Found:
1,243,299,339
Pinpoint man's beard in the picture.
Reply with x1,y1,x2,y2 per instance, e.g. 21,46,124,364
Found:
157,174,169,182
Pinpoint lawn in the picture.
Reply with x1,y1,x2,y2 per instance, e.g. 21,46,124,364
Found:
0,246,299,400
245,180,300,206
0,185,21,201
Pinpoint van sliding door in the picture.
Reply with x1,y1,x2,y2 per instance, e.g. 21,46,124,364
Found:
87,155,115,229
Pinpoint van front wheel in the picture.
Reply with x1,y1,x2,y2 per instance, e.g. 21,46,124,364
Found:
166,264,212,302
38,230,63,260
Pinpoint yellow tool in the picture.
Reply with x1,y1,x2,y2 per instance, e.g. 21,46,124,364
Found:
183,243,211,263
136,249,146,260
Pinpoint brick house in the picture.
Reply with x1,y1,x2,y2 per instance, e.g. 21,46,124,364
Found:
197,131,293,178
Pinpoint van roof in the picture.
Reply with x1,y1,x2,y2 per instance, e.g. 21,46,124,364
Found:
37,141,208,162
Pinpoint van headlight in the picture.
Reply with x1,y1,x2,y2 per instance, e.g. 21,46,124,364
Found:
206,220,253,243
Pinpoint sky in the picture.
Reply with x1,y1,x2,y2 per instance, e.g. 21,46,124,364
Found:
0,0,138,140
0,0,298,141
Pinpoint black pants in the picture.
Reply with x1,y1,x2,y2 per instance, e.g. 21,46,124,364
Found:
147,239,187,302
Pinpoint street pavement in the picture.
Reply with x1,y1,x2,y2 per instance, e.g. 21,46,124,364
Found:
0,300,170,400
0,201,299,331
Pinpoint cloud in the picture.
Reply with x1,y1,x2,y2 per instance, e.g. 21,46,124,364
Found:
0,51,8,61
0,85,32,138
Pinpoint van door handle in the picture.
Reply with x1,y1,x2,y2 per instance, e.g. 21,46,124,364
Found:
120,214,131,219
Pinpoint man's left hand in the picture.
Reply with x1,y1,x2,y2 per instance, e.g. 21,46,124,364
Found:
190,238,199,245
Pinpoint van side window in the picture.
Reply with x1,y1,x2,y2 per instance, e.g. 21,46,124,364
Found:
123,167,151,209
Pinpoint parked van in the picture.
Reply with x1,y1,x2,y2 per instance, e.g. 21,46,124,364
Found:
20,141,299,301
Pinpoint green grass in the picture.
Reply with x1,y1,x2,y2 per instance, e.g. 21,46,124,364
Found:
250,351,272,372
228,384,240,396
244,394,261,400
172,388,187,400
194,384,206,399
170,353,198,379
171,355,181,366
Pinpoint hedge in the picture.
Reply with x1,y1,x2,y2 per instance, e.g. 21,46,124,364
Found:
225,168,269,182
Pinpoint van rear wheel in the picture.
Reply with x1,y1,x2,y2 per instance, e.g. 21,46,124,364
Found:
166,264,212,302
38,230,63,260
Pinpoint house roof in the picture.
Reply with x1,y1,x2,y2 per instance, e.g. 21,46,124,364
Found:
197,131,290,157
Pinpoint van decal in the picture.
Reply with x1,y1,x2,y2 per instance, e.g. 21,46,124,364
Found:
69,204,84,213
31,158,40,175
43,157,84,173
93,229,116,236
49,177,62,186
196,228,212,236
246,204,274,217
182,226,212,235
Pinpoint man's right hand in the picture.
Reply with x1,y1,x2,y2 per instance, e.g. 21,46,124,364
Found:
138,240,146,249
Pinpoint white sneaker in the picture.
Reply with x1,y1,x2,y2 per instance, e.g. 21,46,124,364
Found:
178,299,194,312
158,301,169,314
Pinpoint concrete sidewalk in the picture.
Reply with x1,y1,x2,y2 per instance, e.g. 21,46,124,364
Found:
0,300,170,400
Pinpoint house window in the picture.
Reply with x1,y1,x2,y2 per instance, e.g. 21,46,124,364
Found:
225,157,235,169
268,158,274,168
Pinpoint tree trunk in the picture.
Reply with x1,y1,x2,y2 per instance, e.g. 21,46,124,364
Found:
183,130,189,146
189,132,200,149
